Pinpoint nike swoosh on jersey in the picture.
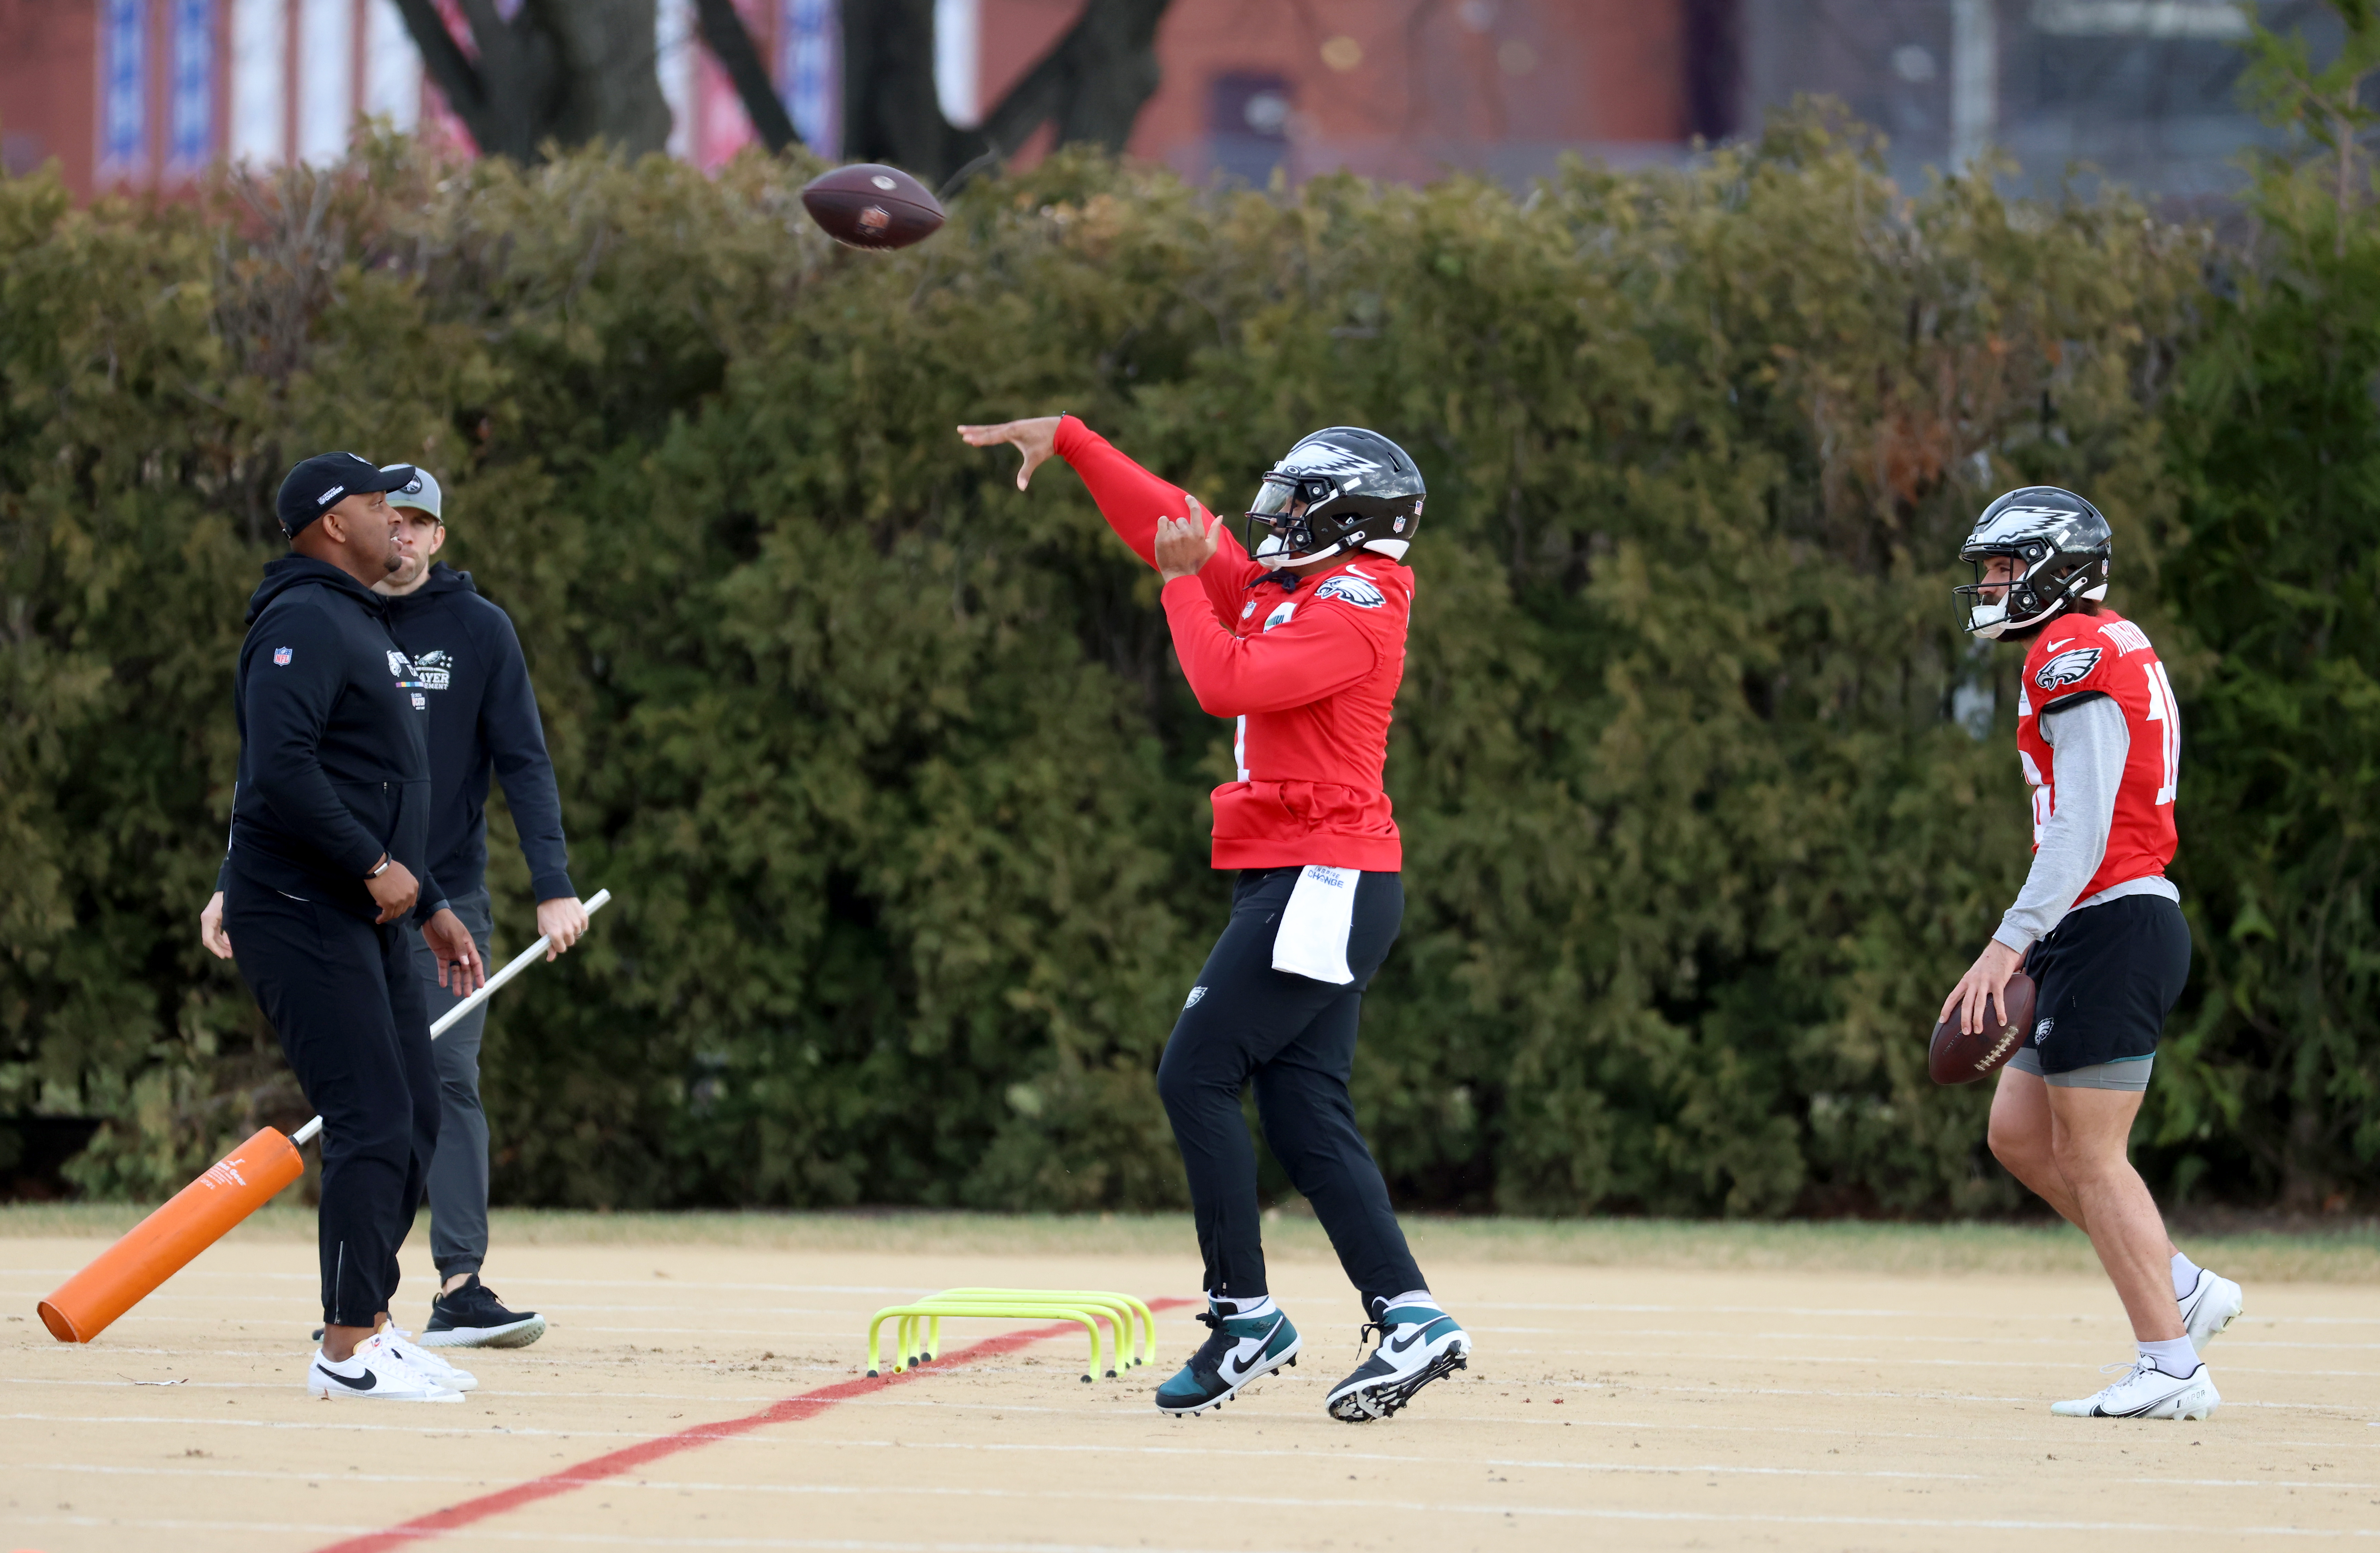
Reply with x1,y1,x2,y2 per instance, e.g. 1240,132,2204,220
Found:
2044,637,2075,653
316,1363,377,1392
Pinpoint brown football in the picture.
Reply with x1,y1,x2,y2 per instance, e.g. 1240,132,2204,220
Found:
1927,971,2037,1085
800,163,945,251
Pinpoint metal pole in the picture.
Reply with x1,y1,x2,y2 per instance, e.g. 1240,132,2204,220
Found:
290,889,613,1149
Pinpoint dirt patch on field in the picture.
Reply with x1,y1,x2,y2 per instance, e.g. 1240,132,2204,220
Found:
2,1229,2374,1551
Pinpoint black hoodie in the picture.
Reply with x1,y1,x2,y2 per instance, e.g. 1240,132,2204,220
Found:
378,563,573,903
220,555,446,923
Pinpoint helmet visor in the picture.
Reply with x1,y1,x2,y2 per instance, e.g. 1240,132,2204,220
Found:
1247,473,1305,519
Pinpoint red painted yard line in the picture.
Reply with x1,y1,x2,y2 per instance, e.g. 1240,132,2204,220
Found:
314,1296,1192,1553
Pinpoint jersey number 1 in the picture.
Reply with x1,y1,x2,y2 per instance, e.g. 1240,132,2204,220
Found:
2143,662,2180,805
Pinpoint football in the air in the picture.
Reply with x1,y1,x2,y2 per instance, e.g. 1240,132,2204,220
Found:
800,163,945,250
1927,971,2037,1085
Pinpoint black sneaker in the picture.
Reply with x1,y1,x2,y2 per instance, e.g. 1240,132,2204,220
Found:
420,1275,547,1349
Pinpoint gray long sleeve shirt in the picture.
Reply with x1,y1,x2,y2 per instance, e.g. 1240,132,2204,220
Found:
1992,694,2180,954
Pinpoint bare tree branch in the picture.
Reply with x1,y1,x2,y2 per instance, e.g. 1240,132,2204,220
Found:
695,0,802,153
392,0,489,126
842,0,1174,186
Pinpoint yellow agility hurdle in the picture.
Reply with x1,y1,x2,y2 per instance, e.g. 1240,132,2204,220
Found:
910,1288,1156,1369
865,1288,1158,1381
896,1288,1156,1372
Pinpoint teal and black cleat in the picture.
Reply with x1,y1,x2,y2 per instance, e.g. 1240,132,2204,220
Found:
1325,1299,1470,1422
1154,1301,1302,1416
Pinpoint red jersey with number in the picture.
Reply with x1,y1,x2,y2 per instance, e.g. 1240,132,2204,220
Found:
2016,606,2180,898
1055,416,1406,871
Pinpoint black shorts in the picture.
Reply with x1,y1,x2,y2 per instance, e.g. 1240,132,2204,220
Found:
2019,892,2190,1077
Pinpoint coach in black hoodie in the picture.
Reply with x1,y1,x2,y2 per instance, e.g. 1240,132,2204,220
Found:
217,452,485,1390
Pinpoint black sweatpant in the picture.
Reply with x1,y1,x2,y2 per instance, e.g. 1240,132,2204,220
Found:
226,873,439,1328
1156,866,1424,1311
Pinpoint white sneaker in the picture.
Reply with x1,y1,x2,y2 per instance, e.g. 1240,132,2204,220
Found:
381,1324,479,1392
2052,1357,2220,1420
307,1332,464,1402
2179,1268,2244,1352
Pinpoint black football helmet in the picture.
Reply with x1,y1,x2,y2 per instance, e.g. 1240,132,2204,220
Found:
1955,486,2112,639
1243,427,1425,567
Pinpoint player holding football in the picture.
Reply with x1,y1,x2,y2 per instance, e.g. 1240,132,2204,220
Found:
959,413,1470,1422
1940,487,2243,1421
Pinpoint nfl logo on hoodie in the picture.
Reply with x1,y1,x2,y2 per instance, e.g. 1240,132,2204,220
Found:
272,646,292,666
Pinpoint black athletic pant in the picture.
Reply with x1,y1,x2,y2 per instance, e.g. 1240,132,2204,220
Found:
226,874,439,1328
1156,866,1424,1311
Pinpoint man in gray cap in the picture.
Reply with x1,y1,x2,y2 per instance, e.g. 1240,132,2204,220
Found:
377,466,585,1347
205,465,583,1350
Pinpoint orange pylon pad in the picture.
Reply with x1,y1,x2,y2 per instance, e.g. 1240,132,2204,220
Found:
37,1126,305,1343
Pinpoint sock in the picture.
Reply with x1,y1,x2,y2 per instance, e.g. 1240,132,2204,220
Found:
2170,1251,2201,1301
2139,1336,2199,1376
1381,1288,1436,1315
1212,1292,1276,1321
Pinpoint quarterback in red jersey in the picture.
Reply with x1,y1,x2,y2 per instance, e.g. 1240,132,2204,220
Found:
1941,486,2241,1421
960,413,1469,1423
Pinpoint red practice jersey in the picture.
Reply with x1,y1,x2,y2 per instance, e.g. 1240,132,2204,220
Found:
1055,416,1408,872
2015,606,2180,899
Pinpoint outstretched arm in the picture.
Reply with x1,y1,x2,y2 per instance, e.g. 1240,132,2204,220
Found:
959,415,1258,597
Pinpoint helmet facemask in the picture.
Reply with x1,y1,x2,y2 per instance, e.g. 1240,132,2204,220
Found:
1954,542,2108,639
1244,473,1349,567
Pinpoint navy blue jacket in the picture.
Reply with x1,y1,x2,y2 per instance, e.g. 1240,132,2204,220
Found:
221,556,446,923
379,564,574,903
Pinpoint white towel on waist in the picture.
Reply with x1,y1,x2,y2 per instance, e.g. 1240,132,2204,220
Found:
1272,865,1358,984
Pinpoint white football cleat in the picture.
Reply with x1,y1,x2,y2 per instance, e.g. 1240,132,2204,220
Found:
380,1324,479,1391
1325,1300,1472,1422
2178,1268,2244,1353
2052,1357,2219,1420
307,1332,464,1402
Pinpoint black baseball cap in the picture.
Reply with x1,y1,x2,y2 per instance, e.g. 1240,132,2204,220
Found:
275,452,416,538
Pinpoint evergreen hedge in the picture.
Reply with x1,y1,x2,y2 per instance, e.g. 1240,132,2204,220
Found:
2,114,2371,1214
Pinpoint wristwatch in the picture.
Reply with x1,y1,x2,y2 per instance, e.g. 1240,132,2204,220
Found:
365,854,392,880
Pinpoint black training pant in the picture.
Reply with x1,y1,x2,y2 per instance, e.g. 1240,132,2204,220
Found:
1156,866,1424,1311
226,874,439,1328
413,886,495,1281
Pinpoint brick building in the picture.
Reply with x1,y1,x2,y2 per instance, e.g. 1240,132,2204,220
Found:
0,1,2305,204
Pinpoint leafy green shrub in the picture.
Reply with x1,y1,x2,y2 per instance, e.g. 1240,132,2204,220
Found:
4,112,2357,1216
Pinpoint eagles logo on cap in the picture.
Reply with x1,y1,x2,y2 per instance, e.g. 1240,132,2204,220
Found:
382,465,444,522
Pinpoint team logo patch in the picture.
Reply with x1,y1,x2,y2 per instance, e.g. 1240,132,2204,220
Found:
413,648,453,691
1184,986,1207,1009
1263,601,1297,632
2035,1017,2054,1043
2035,646,2102,691
272,646,292,666
1315,575,1386,609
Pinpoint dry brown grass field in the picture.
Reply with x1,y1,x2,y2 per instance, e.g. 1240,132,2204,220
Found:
3,1209,2375,1552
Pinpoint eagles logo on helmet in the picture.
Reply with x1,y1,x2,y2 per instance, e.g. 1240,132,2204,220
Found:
1244,427,1426,567
1954,486,2113,639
